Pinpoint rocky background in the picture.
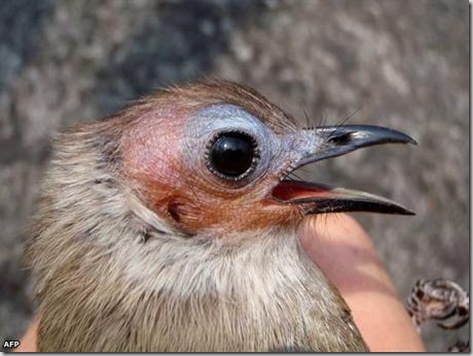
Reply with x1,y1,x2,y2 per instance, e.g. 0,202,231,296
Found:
0,0,468,351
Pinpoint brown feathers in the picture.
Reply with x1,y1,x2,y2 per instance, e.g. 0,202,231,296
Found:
24,80,368,351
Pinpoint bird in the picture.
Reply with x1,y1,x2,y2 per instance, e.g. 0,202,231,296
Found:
24,80,416,352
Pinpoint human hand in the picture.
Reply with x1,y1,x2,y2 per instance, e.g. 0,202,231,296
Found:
301,213,426,352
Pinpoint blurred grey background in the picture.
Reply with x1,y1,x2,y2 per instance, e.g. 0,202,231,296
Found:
0,0,468,351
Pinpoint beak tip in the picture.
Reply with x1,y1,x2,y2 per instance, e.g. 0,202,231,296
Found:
396,131,417,146
385,203,415,216
403,209,416,216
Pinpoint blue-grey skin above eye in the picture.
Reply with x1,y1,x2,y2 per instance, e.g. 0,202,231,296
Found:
182,104,283,185
181,103,335,189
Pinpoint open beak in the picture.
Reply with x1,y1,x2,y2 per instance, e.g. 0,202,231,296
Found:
272,125,417,215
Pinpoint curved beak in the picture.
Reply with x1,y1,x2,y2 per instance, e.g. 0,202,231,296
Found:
272,125,417,215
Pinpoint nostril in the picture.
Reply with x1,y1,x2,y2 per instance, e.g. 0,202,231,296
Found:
327,133,352,146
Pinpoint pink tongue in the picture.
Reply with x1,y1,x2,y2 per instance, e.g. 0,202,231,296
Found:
272,181,335,202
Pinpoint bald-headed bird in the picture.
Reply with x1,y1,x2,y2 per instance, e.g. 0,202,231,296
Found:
25,80,415,352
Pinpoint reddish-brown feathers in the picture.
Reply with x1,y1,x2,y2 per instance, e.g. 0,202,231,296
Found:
120,81,302,235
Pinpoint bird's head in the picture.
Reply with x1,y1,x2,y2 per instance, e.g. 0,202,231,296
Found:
119,80,415,239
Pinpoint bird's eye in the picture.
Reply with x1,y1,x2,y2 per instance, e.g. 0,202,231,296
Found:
207,131,259,180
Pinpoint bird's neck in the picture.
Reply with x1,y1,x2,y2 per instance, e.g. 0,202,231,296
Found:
31,194,366,351
120,226,319,299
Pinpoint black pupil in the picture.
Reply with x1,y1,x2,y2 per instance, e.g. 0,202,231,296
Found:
210,133,255,178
